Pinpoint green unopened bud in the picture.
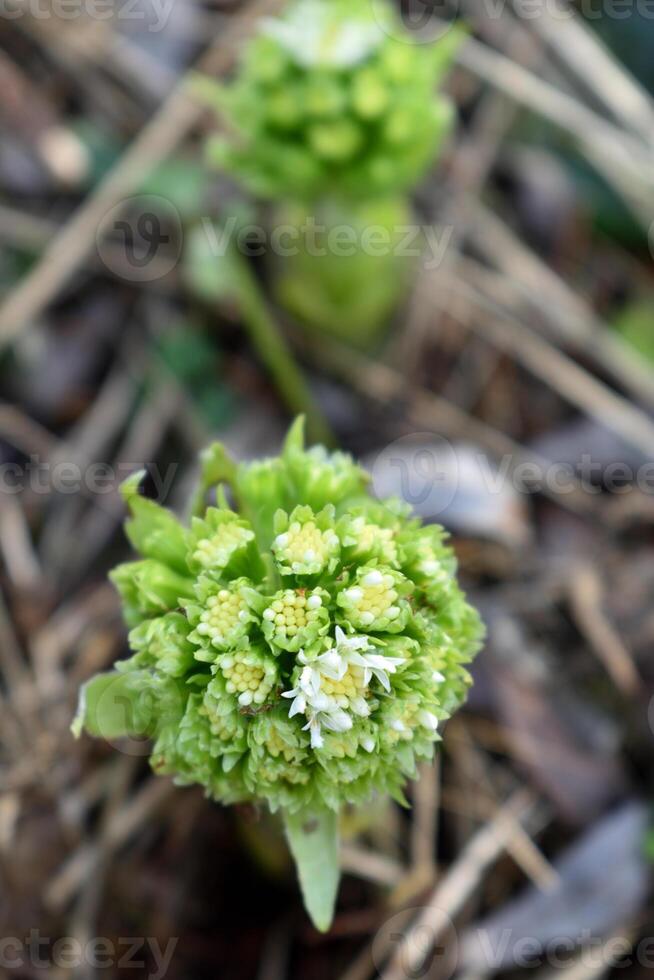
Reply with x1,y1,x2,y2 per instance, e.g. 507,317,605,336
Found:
198,0,462,207
304,73,347,118
379,39,415,83
338,514,399,566
128,612,196,677
110,560,194,623
188,508,261,580
267,86,304,130
351,67,388,119
308,119,363,162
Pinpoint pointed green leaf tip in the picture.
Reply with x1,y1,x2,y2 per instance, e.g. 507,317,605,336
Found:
283,414,306,456
283,807,339,932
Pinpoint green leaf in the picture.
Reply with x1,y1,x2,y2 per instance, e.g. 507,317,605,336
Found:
188,443,239,522
121,473,189,574
613,302,654,363
283,807,340,932
283,415,306,456
72,671,154,741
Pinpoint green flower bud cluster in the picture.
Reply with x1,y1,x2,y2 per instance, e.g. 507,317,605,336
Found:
74,419,483,928
75,418,482,811
203,0,461,201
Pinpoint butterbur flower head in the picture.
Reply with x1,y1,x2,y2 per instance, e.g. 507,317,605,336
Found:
74,418,484,931
199,0,464,201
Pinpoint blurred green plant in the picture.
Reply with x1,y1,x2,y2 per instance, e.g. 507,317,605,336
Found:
613,301,654,363
155,324,236,427
194,0,462,345
73,418,483,930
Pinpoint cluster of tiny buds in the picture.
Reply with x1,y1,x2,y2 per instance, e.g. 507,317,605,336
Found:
221,656,269,707
263,589,323,637
273,520,339,572
342,569,401,626
320,662,365,708
193,524,250,569
197,589,248,647
349,517,397,562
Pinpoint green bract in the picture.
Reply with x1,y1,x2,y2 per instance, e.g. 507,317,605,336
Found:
74,419,483,930
202,0,461,201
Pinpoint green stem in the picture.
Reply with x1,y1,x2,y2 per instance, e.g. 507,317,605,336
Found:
231,251,335,447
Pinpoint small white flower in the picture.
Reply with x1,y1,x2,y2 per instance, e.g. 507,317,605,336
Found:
262,2,382,69
282,685,307,718
282,631,405,750
303,703,352,749
333,626,369,653
333,627,405,692
419,710,439,732
281,649,340,726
